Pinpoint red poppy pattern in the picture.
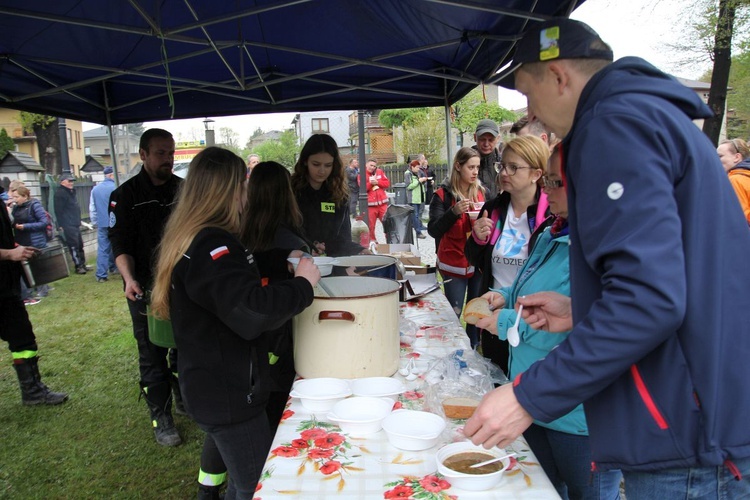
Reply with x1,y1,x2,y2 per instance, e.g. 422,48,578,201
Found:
384,474,456,500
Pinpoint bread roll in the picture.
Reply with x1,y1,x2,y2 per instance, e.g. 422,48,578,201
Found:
463,297,492,325
442,397,480,419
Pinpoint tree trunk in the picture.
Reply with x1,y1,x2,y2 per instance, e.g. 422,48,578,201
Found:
703,0,736,145
34,118,61,176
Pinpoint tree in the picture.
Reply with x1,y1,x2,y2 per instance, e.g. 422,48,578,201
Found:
392,108,446,162
218,126,240,153
252,129,300,167
18,112,61,175
378,108,429,129
127,123,145,137
0,128,14,158
451,88,517,146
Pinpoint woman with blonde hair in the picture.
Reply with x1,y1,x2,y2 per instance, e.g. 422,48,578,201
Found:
716,138,750,224
152,147,320,499
428,146,487,347
465,135,551,374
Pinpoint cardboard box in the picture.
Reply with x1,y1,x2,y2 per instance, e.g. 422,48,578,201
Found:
376,244,421,266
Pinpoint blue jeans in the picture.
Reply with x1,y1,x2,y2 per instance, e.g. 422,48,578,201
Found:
95,227,115,279
524,424,621,500
442,271,482,347
623,456,750,499
198,412,272,500
411,203,425,233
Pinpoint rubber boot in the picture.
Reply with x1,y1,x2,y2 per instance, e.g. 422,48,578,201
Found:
141,381,182,447
197,483,223,500
13,357,68,405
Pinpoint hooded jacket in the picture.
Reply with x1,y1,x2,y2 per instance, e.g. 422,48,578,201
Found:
11,199,48,249
513,57,750,471
727,158,750,224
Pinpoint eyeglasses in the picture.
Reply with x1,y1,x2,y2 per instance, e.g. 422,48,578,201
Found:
541,175,564,189
494,162,533,175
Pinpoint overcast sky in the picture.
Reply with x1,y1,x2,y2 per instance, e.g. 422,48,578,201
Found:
84,0,705,144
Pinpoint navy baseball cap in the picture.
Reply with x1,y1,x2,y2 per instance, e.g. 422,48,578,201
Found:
60,174,76,182
500,18,613,88
103,166,114,175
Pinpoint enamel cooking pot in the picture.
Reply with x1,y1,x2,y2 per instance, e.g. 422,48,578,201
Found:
293,276,401,379
332,255,403,280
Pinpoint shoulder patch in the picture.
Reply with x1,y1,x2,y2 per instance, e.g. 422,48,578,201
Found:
109,212,116,228
210,245,230,260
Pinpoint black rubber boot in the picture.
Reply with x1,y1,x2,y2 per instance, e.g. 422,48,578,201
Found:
197,483,223,500
141,382,182,447
13,357,69,406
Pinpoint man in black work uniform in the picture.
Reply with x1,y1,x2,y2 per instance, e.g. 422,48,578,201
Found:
0,187,68,406
109,128,183,447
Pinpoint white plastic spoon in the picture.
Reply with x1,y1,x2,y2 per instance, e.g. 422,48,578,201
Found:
469,452,517,469
506,304,523,347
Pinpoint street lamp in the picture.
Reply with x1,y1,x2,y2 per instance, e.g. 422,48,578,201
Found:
203,118,215,147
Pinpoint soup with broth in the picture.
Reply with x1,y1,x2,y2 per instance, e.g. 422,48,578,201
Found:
443,451,504,475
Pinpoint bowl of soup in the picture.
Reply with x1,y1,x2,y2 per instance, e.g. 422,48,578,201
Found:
435,441,510,491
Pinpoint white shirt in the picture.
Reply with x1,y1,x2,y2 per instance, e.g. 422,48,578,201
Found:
491,209,531,289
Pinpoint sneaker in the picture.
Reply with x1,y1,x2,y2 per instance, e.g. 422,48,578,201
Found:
96,277,108,283
417,232,427,239
109,268,120,275
75,267,87,275
24,298,42,306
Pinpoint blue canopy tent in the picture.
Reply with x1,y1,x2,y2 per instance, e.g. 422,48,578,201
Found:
0,0,585,226
0,0,585,123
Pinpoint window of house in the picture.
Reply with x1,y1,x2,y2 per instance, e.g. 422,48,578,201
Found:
311,118,329,133
84,146,91,155
75,130,81,149
104,148,110,155
67,129,73,149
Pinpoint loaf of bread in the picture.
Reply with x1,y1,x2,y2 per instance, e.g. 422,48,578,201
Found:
442,397,480,419
463,297,492,325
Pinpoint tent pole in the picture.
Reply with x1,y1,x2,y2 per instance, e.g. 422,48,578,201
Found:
444,100,453,166
357,110,368,229
102,82,121,186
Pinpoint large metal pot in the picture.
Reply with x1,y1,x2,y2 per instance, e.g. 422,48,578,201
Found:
293,276,401,379
332,255,403,279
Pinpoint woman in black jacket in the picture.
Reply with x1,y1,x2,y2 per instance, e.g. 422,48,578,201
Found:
240,161,314,434
151,147,320,499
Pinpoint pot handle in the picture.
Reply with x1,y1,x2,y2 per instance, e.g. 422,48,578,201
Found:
318,311,355,322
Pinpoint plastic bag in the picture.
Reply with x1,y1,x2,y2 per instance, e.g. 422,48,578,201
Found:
383,204,414,244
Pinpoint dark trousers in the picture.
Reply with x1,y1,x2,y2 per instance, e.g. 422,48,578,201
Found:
126,298,174,387
198,412,272,500
0,296,38,354
61,225,85,269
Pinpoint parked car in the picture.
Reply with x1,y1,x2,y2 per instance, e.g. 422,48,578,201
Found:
173,160,190,178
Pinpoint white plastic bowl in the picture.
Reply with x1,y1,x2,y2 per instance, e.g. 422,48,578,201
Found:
382,410,446,451
350,377,405,401
468,211,480,220
290,378,352,412
287,256,338,276
326,396,393,436
435,441,510,491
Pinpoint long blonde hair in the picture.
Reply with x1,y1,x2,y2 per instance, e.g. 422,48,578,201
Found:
446,147,483,201
151,147,247,319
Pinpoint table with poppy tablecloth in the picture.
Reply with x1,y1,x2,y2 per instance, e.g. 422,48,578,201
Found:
253,289,560,500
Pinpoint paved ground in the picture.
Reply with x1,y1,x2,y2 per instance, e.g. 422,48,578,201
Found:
368,215,436,266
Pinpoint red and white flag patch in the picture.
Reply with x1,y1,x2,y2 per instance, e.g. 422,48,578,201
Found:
110,201,117,207
210,245,230,260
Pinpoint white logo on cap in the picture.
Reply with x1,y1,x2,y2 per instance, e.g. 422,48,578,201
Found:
607,182,624,200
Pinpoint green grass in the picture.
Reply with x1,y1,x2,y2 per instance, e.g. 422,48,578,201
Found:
0,270,203,499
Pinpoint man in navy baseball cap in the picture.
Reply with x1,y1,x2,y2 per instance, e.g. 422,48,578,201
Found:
466,17,750,499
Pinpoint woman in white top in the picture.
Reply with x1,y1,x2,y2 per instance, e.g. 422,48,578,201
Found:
465,135,551,374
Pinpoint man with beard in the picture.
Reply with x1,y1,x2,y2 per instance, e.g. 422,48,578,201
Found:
109,128,183,447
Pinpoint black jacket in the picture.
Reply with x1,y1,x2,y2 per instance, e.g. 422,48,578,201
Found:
295,183,364,257
108,168,182,289
170,227,313,425
53,185,81,228
0,205,21,298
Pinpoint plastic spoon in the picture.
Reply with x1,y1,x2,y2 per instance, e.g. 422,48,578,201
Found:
469,452,517,469
506,304,523,347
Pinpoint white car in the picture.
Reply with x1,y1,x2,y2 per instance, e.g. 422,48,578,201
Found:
172,160,191,178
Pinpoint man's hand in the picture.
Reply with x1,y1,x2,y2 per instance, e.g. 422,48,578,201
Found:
517,292,572,332
124,279,144,302
463,384,534,449
0,245,40,262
